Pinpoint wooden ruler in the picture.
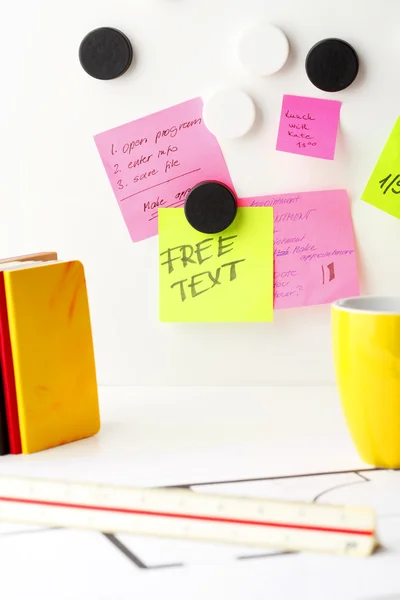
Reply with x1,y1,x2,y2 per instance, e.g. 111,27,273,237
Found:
0,474,377,556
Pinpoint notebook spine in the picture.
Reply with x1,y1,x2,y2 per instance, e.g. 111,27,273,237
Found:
3,276,25,453
0,274,20,454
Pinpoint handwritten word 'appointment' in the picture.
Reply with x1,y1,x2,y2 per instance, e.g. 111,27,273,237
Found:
160,235,245,302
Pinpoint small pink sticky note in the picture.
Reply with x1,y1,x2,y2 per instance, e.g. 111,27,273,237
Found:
94,98,233,242
276,95,342,160
238,190,359,309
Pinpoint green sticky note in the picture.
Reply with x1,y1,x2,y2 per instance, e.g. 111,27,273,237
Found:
362,117,400,219
159,207,273,322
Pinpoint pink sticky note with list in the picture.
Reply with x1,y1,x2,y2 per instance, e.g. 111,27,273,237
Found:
238,190,359,309
276,95,342,160
94,98,233,242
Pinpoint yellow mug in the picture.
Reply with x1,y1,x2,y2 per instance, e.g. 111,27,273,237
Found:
332,296,400,468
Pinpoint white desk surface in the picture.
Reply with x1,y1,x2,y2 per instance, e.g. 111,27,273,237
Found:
1,386,399,600
0,385,368,486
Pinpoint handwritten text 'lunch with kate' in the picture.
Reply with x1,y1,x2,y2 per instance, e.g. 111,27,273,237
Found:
160,235,245,302
284,110,317,150
276,96,341,160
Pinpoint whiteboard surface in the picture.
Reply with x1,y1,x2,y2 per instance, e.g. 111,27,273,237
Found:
1,0,399,386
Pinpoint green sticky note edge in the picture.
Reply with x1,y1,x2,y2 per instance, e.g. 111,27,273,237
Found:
158,207,274,322
362,117,400,219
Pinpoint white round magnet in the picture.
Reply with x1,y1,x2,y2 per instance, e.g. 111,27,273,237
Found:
203,89,256,139
239,23,289,76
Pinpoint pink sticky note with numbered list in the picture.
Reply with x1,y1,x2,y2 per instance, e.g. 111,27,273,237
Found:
238,190,359,309
276,95,342,160
94,98,234,242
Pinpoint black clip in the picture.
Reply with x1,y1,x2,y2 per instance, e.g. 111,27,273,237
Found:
184,181,237,234
306,38,359,92
79,27,134,80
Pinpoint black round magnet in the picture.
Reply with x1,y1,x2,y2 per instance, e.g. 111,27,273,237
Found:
184,181,237,235
79,27,133,80
305,38,359,92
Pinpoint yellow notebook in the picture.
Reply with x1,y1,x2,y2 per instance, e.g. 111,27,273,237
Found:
4,260,100,454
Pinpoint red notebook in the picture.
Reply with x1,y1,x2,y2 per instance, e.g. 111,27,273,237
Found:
0,273,21,454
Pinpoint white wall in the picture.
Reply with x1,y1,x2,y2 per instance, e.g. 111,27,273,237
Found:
1,0,399,386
